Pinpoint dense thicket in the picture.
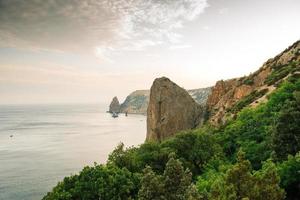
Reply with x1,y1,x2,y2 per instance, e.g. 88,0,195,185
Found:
43,78,300,200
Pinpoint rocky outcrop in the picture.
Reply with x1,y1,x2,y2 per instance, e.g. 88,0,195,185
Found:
118,88,211,114
109,96,120,113
120,90,150,114
207,40,300,125
146,77,205,142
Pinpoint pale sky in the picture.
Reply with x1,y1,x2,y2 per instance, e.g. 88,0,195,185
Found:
0,0,299,104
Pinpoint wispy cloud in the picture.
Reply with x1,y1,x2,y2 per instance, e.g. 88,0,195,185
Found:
0,0,208,56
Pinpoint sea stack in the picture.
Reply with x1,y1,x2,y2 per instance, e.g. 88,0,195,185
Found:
109,96,120,113
146,77,205,142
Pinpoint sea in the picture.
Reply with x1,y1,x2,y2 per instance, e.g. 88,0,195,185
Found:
0,104,146,200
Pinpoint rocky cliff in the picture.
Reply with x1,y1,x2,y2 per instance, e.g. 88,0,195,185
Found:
207,40,300,125
117,88,211,114
109,96,120,113
120,90,150,114
146,77,205,142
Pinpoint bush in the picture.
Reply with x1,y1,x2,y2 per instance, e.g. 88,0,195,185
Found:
43,164,141,200
229,88,268,113
277,153,300,199
265,63,299,86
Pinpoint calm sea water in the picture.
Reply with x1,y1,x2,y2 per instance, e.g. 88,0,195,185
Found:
0,104,146,200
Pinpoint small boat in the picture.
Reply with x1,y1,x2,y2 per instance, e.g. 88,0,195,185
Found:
112,112,119,118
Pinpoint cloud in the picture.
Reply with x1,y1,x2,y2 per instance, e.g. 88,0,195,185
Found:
218,7,229,15
0,0,208,55
169,44,192,50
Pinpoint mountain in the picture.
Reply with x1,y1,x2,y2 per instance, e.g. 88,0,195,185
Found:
188,87,212,106
207,40,300,125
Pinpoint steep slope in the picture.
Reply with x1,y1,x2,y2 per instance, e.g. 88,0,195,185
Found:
207,40,300,125
146,77,205,142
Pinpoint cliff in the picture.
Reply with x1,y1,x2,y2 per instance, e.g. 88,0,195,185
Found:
109,96,120,113
207,40,300,125
115,88,211,114
120,90,150,114
146,77,205,142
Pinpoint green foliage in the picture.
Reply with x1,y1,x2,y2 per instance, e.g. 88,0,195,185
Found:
138,156,198,200
209,150,285,200
272,100,300,160
229,88,268,113
138,166,165,200
265,63,299,86
219,79,300,169
163,155,193,200
242,78,254,85
43,164,140,200
219,106,272,169
196,159,231,200
108,130,223,176
277,153,300,199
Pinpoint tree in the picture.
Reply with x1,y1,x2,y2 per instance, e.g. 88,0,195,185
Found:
185,184,202,200
163,155,192,200
210,150,285,200
272,100,300,160
43,164,140,200
277,153,300,200
138,155,199,200
138,166,165,200
253,160,285,200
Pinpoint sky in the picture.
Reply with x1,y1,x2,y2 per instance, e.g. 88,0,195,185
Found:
0,0,300,105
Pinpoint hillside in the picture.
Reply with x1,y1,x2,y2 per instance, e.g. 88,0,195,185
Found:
207,40,300,125
120,90,150,114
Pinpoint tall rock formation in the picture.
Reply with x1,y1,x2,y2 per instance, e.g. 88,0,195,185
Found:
207,40,300,125
109,96,120,113
146,77,205,142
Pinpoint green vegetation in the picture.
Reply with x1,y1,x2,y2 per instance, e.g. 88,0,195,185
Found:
42,165,140,200
208,151,285,200
265,62,299,86
138,155,200,200
228,88,268,113
44,78,300,200
242,77,254,85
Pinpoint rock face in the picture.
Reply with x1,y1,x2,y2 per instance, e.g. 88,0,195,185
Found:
120,90,150,114
109,96,120,113
146,77,205,142
119,88,211,114
188,87,212,106
207,40,300,125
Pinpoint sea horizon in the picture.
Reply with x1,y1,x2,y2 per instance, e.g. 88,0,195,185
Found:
0,104,146,200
